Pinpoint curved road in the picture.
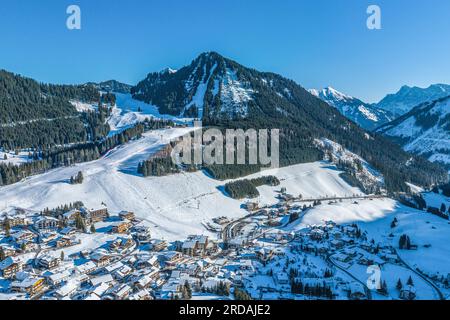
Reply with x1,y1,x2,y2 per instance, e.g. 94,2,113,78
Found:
326,255,373,300
394,249,444,300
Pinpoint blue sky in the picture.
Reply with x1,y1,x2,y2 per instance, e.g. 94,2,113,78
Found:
0,0,449,102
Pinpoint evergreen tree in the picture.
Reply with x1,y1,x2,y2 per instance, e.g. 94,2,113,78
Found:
407,276,414,286
396,279,403,290
0,247,5,261
75,215,87,233
4,219,11,237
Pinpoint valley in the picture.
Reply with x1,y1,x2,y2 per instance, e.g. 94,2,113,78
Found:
0,52,449,301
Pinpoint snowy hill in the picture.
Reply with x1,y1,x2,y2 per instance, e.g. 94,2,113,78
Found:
309,87,393,130
375,84,450,117
0,127,370,241
377,96,450,168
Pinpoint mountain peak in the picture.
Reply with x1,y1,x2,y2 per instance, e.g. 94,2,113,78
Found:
310,86,353,101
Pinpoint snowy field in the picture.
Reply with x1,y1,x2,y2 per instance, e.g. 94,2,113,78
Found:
358,205,450,278
0,149,33,166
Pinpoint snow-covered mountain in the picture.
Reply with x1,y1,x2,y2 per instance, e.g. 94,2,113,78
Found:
129,52,447,192
375,84,450,117
131,52,256,119
309,87,393,130
378,96,450,168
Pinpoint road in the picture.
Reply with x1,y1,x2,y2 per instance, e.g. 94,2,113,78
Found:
394,249,444,300
326,255,373,300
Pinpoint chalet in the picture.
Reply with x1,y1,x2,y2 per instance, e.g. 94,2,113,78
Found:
0,244,16,258
60,227,77,237
330,239,344,249
0,257,23,279
113,284,132,300
86,207,109,223
91,251,112,267
194,235,208,251
119,211,135,221
348,282,367,300
109,237,134,252
113,265,133,280
343,248,358,257
129,289,153,300
310,228,325,240
243,202,258,211
273,272,289,285
89,282,112,298
90,274,115,288
55,280,79,299
333,253,351,263
11,230,36,243
62,209,81,224
150,239,168,252
343,225,358,236
0,215,27,228
382,253,400,264
56,236,74,249
47,270,72,286
134,274,153,290
256,248,274,263
34,216,59,231
135,255,160,270
75,261,97,274
273,247,286,257
400,285,416,300
181,241,197,256
11,277,45,295
204,240,219,256
40,232,58,244
331,230,342,239
213,217,230,225
38,254,61,270
111,221,132,234
17,241,38,253
163,251,183,266
133,225,152,243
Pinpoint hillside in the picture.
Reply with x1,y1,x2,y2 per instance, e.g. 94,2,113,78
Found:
309,87,393,131
377,96,450,169
131,52,448,192
88,80,133,94
0,126,376,241
0,70,103,150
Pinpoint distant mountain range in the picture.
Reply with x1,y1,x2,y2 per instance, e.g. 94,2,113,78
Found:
376,84,450,117
308,87,393,130
309,85,450,168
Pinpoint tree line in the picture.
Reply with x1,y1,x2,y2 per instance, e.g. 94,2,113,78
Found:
224,176,280,199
